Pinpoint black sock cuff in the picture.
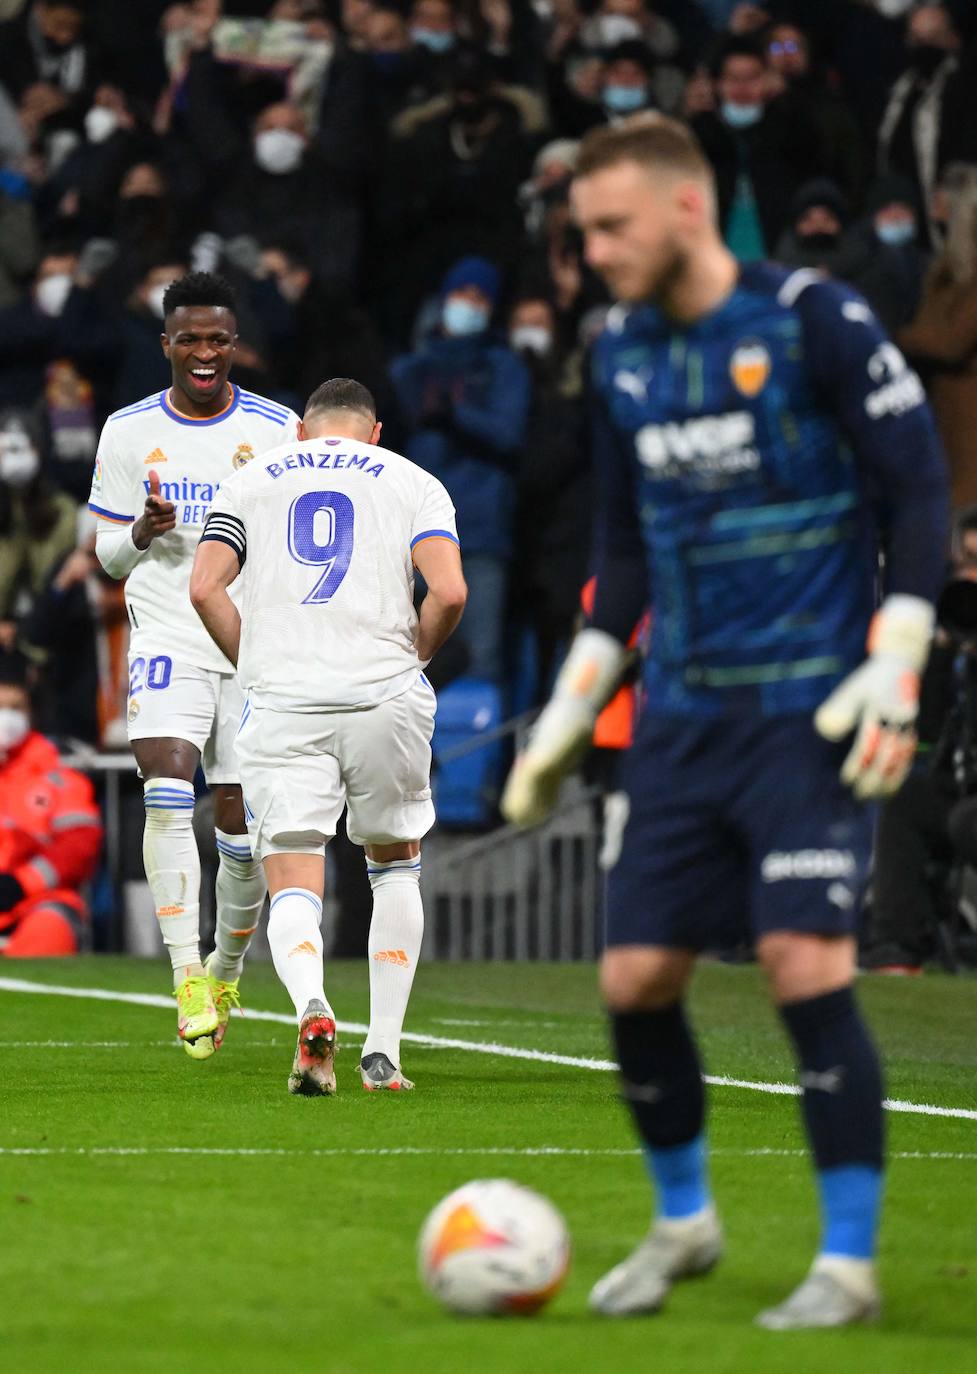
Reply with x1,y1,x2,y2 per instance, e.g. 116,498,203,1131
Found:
779,986,856,1036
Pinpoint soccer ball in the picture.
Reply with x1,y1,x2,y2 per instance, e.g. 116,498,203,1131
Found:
418,1178,570,1316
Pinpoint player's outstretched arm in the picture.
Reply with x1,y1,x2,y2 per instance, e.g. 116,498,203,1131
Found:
500,628,628,829
413,538,467,664
189,540,242,666
132,469,177,550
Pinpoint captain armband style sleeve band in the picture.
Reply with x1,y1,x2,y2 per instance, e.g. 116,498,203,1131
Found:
201,512,247,567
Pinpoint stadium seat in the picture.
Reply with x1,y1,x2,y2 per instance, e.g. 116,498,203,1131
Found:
431,677,504,828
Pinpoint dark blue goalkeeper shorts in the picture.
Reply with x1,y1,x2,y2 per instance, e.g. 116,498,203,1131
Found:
604,711,873,951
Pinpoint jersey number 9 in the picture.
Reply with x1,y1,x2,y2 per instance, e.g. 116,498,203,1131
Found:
287,490,355,605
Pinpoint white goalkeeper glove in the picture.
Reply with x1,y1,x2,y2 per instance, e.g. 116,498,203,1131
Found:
501,628,628,828
814,594,934,800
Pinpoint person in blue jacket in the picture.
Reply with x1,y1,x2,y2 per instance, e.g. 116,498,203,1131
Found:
503,114,948,1331
390,256,530,682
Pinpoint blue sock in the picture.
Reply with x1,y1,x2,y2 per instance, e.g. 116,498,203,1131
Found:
644,1133,710,1220
780,987,885,1262
817,1165,883,1260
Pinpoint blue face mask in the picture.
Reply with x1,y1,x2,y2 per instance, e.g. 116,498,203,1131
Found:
411,26,455,53
603,85,648,114
875,219,915,247
442,298,490,336
722,100,763,130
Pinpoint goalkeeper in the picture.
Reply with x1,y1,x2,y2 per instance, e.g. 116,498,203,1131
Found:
502,115,948,1331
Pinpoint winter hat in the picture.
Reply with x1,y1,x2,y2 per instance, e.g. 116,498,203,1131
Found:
441,255,502,304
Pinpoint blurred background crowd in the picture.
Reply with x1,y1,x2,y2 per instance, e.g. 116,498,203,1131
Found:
2,0,977,964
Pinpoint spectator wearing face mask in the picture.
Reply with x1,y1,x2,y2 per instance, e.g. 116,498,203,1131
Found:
378,44,541,343
877,2,963,247
104,256,188,411
35,83,155,242
578,0,683,111
599,41,658,120
246,239,394,426
0,409,77,640
773,177,850,274
0,649,102,958
181,60,364,288
0,246,83,411
508,291,591,698
390,256,531,683
832,174,930,335
765,20,867,209
691,35,826,261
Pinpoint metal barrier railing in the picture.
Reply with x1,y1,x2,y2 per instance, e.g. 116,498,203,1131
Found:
62,714,607,962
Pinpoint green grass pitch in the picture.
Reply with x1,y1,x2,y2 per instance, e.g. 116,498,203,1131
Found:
1,958,975,1373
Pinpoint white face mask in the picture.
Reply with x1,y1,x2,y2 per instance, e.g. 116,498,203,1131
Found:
146,284,168,319
253,128,305,175
596,14,642,46
35,272,72,317
875,0,913,17
0,707,29,754
510,324,553,357
85,105,120,144
0,428,41,487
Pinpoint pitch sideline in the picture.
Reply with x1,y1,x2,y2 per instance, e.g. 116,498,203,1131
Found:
1,974,975,1123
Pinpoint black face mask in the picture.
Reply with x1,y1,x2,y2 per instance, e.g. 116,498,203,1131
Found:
909,44,948,79
798,232,840,254
116,196,164,235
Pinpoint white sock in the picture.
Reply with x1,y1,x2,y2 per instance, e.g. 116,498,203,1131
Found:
362,856,423,1066
143,778,202,985
267,887,330,1023
211,829,266,981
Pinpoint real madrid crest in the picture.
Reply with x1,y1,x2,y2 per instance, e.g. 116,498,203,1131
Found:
127,697,140,723
729,340,771,398
232,442,255,469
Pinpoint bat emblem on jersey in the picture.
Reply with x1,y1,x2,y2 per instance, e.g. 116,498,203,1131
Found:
729,340,771,398
232,442,255,469
613,366,654,403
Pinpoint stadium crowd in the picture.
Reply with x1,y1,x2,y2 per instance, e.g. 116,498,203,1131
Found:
1,0,977,959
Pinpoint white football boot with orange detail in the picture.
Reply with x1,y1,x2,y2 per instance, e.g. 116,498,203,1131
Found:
359,1052,414,1092
288,1000,337,1096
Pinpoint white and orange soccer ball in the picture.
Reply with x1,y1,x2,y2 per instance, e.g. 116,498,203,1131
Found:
418,1179,570,1316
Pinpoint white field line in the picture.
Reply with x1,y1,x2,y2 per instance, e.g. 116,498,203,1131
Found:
2,976,976,1123
1,1146,975,1161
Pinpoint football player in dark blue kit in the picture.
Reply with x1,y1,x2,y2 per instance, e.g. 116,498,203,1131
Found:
502,115,948,1330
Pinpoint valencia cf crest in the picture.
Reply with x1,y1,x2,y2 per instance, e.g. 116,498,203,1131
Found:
729,341,771,398
232,442,255,469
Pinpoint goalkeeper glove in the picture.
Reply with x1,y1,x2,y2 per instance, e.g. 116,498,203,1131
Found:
814,594,934,800
501,628,628,827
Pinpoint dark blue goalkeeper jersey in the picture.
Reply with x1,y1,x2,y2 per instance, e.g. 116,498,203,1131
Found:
589,263,948,717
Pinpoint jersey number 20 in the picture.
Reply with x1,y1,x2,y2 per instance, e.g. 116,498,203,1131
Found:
287,490,355,605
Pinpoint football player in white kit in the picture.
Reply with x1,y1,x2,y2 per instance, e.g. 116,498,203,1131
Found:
89,272,300,1058
189,378,467,1096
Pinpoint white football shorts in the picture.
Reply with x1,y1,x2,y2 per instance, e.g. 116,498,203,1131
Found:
126,650,245,784
235,676,437,857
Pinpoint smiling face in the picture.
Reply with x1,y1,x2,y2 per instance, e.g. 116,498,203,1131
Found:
161,305,237,415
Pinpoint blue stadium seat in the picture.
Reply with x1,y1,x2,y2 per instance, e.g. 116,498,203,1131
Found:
432,677,504,828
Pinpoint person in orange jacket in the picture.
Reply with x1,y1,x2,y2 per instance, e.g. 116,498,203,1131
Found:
0,651,102,957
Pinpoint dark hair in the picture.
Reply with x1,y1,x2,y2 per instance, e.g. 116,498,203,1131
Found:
709,34,767,80
0,650,29,690
304,378,377,422
161,271,237,321
577,112,713,183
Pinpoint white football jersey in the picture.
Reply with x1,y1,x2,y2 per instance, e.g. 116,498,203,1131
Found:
202,436,459,709
88,386,300,673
